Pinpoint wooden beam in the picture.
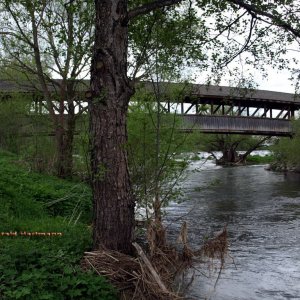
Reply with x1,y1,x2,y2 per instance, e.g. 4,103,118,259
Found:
261,107,269,118
225,105,234,115
291,109,295,118
212,104,222,115
159,103,168,113
251,107,260,117
282,110,290,119
184,103,195,114
275,109,285,119
238,106,246,116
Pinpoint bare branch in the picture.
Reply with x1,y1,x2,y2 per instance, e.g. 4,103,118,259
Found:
221,16,256,67
0,31,18,37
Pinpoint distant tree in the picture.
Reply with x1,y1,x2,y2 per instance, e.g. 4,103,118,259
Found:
199,133,271,165
0,0,94,178
272,119,300,168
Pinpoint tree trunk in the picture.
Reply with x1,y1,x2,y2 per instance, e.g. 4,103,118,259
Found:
55,84,76,179
55,114,75,179
89,0,135,254
237,136,270,164
222,148,238,163
216,146,239,165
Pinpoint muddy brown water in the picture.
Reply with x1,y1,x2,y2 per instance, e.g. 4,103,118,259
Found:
165,160,300,300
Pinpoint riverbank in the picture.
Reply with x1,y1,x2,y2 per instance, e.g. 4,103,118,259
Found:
267,161,300,173
0,150,117,299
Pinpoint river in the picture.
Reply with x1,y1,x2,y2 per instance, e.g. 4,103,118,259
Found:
165,156,300,300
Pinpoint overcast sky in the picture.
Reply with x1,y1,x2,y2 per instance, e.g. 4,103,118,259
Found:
255,68,295,93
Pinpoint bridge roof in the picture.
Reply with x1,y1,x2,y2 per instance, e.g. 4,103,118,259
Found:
1,80,300,108
190,84,300,103
137,81,300,109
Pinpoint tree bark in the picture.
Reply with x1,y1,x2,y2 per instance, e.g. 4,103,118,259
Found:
89,0,135,254
55,113,75,179
54,80,76,179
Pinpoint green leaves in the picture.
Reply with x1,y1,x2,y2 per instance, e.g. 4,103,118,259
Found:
127,87,201,213
272,118,300,167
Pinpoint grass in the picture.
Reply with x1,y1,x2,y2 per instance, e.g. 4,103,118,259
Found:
0,150,117,300
246,154,275,164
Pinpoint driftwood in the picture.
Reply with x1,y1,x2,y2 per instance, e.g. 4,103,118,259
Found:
132,242,168,293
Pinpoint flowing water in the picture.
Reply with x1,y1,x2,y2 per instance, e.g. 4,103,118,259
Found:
165,156,300,300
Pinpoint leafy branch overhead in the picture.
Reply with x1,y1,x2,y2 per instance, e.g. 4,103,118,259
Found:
228,0,300,39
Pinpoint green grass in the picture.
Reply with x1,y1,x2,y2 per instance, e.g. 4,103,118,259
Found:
246,154,275,164
0,150,117,300
0,150,92,222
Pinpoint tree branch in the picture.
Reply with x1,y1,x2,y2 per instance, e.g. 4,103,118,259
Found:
220,16,256,67
228,0,300,39
127,0,183,22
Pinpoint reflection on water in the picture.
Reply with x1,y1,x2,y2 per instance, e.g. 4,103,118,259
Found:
165,161,300,300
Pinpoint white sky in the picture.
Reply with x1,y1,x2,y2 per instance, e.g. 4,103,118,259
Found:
254,68,295,93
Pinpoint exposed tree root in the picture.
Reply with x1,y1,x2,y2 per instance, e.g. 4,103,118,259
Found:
81,222,228,299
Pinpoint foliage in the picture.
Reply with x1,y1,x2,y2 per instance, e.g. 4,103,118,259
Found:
0,226,117,300
272,119,300,166
0,93,57,172
198,133,269,152
128,87,201,218
0,0,94,81
128,1,209,81
0,150,116,299
0,227,117,300
0,0,94,178
0,94,29,152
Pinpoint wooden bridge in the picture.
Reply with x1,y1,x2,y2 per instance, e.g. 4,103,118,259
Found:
1,80,300,136
141,83,300,136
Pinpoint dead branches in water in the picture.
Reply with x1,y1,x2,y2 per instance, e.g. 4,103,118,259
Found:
196,225,228,260
81,222,228,299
